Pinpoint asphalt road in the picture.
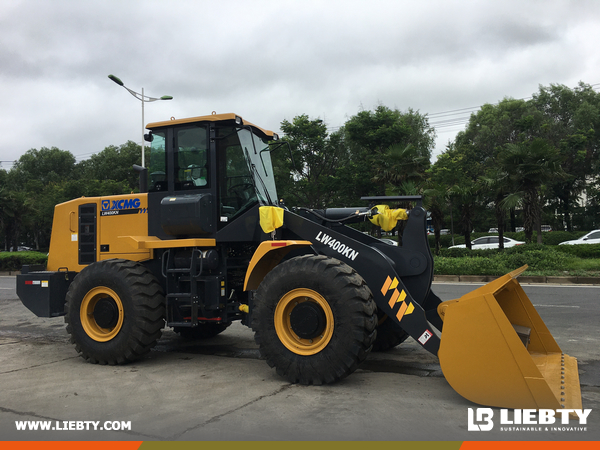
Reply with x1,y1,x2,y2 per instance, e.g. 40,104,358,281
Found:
0,276,598,441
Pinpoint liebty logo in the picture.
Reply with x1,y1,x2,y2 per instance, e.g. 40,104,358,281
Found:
468,407,592,432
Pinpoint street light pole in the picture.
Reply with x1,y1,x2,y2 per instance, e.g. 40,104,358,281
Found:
108,75,173,168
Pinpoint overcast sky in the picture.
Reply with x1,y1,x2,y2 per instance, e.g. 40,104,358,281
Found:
2,0,600,169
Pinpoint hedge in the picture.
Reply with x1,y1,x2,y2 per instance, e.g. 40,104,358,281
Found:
0,252,48,271
434,244,600,276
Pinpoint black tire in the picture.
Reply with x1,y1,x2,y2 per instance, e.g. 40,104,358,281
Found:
372,311,409,352
64,259,165,365
252,255,377,385
174,322,231,339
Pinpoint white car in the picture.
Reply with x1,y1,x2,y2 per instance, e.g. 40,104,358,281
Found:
558,230,600,245
449,236,525,250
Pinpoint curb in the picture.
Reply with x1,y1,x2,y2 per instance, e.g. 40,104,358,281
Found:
433,274,600,285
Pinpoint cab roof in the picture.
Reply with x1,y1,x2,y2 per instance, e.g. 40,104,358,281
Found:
146,113,278,140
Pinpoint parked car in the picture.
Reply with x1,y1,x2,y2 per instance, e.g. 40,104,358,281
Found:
449,236,525,250
558,230,600,245
541,225,552,232
488,228,498,233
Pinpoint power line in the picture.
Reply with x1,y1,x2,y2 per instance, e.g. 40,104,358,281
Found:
325,82,600,134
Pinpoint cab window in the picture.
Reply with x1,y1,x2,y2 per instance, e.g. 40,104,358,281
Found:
174,126,209,191
148,131,167,192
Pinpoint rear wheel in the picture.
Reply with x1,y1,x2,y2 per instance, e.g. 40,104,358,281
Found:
65,259,165,364
252,255,376,385
174,322,231,339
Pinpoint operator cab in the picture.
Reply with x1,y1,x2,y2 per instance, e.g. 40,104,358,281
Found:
145,113,279,238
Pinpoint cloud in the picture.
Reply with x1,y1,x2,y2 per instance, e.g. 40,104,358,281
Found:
1,0,599,167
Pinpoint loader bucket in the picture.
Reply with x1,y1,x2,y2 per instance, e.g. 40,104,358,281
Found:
437,265,582,411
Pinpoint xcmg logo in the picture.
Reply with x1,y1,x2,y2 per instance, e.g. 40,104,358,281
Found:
101,198,141,211
100,198,146,216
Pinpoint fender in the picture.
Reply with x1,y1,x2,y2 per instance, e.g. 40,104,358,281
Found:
243,240,313,291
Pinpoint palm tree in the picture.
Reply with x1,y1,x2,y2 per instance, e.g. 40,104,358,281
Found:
447,183,479,249
423,182,448,254
370,143,431,240
499,139,565,243
372,143,430,190
0,186,15,251
480,167,512,249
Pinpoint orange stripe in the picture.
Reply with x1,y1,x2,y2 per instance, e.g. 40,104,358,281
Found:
388,289,400,308
381,276,392,296
396,300,408,321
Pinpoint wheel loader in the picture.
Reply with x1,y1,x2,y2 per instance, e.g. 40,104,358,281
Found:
17,112,582,412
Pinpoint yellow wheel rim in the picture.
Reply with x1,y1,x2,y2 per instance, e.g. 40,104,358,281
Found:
274,288,334,356
80,287,124,342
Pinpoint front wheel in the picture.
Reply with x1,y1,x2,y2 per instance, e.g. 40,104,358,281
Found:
65,259,165,364
252,255,377,385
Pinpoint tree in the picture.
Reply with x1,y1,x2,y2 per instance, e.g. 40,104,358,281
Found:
77,141,143,191
10,147,76,190
454,98,542,235
459,98,539,162
430,141,483,248
1,190,35,251
423,180,448,254
372,143,430,189
273,115,346,209
532,82,600,230
344,105,435,195
480,167,512,248
3,143,136,251
3,148,76,249
500,139,565,243
0,178,14,250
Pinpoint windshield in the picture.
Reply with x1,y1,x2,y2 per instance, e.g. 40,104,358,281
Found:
217,127,278,221
237,128,278,204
